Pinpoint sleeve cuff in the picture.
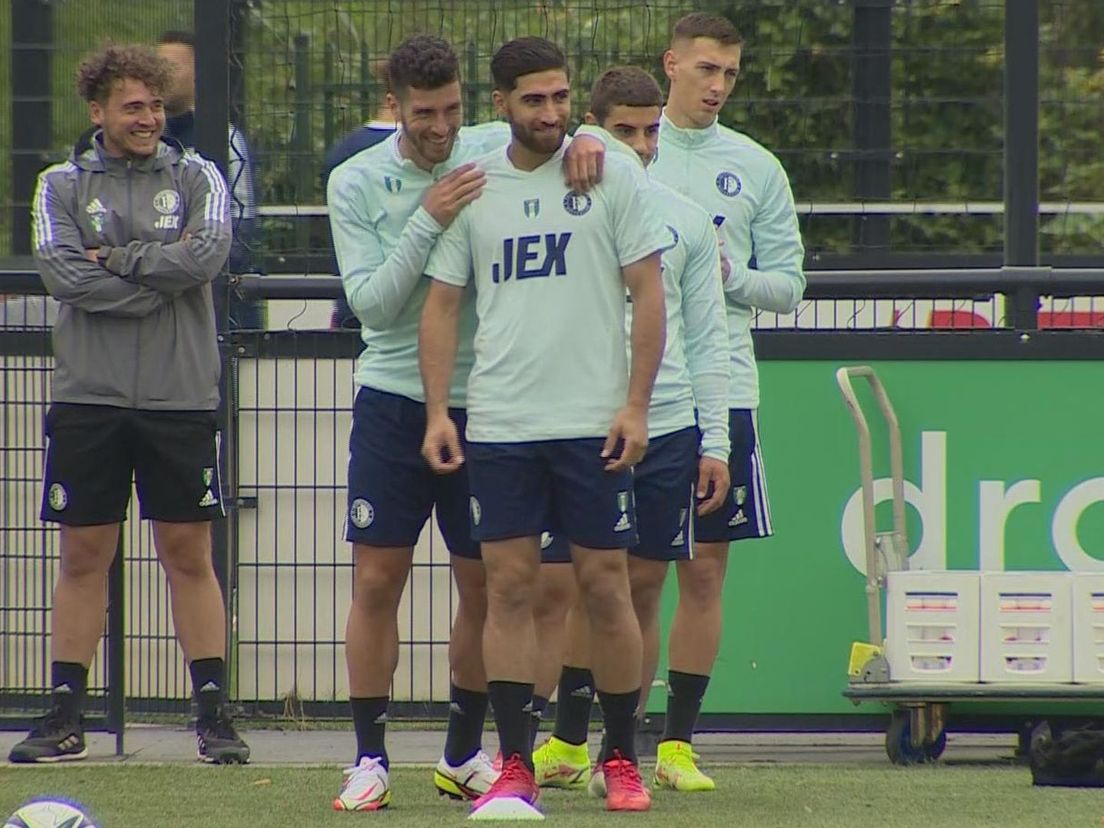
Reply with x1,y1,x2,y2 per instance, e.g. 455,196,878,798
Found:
103,247,126,277
410,205,445,236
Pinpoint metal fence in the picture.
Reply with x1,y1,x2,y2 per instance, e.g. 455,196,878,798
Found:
8,1,1104,265
4,0,1104,740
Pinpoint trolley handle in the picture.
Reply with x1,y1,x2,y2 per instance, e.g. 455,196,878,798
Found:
835,366,909,645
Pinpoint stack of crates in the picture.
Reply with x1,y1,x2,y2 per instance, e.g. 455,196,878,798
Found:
885,571,1104,684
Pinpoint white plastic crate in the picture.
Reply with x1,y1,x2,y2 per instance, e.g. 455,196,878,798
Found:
885,571,980,683
1071,574,1104,684
980,572,1072,683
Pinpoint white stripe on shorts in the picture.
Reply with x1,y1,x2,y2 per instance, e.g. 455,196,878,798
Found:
750,411,772,537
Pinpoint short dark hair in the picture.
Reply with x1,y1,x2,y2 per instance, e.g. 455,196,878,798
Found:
588,66,663,123
387,35,459,98
671,12,744,47
76,43,173,104
158,30,196,49
491,37,568,92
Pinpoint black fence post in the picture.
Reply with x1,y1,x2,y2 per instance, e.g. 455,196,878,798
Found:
194,0,234,677
851,0,892,253
1003,0,1040,330
293,33,313,251
107,536,126,756
10,0,53,255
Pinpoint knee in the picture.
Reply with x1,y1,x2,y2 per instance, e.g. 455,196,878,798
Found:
452,561,488,618
630,575,665,624
578,567,631,625
352,559,406,611
534,565,576,623
677,559,724,607
59,531,116,581
486,570,535,615
156,525,214,581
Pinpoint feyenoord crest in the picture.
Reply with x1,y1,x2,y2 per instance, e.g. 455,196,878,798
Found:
349,498,374,529
715,171,742,197
153,189,180,215
48,483,68,512
469,496,482,526
562,190,592,216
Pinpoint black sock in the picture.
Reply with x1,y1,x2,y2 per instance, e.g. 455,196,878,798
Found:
596,728,609,764
488,681,534,770
597,688,640,764
50,661,87,723
530,695,549,749
444,684,489,766
350,696,389,769
189,658,226,720
551,666,594,746
662,670,710,744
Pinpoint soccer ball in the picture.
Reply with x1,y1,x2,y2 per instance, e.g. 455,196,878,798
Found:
3,800,95,828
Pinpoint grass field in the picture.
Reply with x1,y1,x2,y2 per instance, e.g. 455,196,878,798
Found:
2,763,1102,828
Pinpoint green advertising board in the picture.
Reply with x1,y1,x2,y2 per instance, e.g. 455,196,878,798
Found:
651,360,1104,716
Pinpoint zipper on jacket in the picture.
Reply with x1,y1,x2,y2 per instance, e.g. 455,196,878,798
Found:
127,160,142,408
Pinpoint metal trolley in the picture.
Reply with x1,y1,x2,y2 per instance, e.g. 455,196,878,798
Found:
835,365,1104,765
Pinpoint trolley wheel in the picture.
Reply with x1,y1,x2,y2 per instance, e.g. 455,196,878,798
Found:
886,710,928,765
923,728,947,761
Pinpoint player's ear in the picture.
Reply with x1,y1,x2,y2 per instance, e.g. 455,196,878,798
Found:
583,111,598,125
386,92,400,122
492,89,507,117
662,48,678,81
89,100,105,127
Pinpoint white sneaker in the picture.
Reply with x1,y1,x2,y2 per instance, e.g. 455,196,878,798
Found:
588,766,607,798
333,756,391,811
434,750,499,800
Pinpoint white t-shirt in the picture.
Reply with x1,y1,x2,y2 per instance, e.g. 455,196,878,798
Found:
425,142,671,442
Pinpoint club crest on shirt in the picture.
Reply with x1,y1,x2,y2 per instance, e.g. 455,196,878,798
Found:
715,171,742,197
562,190,592,217
154,189,180,215
523,198,541,218
384,175,402,194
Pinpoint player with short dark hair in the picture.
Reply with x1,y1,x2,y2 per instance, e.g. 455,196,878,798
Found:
648,12,805,789
419,36,669,814
327,33,606,811
531,65,731,794
10,43,246,766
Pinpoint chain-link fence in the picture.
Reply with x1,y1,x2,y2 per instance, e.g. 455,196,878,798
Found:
4,0,1104,729
7,1,1104,266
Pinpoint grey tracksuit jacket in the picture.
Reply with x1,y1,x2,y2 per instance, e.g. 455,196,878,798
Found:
31,133,231,410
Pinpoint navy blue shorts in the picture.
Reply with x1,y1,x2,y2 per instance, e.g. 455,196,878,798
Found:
345,387,479,558
630,426,699,562
693,409,773,543
466,439,637,550
540,530,572,564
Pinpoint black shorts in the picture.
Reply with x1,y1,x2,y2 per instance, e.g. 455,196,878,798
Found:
41,403,225,526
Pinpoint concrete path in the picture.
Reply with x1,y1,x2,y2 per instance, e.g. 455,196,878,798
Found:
0,727,1021,767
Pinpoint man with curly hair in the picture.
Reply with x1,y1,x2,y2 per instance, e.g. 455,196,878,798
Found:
8,43,248,765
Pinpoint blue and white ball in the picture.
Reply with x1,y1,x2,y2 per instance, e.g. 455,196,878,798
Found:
4,800,95,828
